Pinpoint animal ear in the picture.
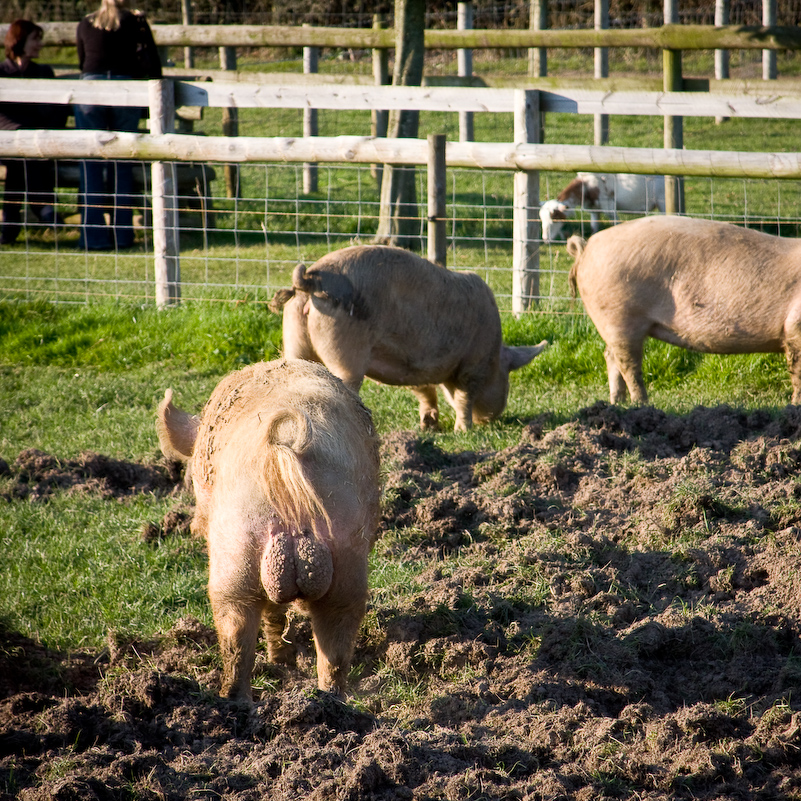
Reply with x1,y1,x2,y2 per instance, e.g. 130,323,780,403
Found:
502,340,549,372
156,388,200,462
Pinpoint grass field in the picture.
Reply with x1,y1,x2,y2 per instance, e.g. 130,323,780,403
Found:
0,299,795,653
2,45,801,650
5,46,801,799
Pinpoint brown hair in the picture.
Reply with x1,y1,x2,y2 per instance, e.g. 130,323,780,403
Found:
4,19,43,61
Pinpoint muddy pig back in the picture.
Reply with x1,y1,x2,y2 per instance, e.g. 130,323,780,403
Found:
188,359,380,699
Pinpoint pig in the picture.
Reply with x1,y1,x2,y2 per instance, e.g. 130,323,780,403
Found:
269,245,548,432
156,359,380,702
567,215,801,404
540,172,666,242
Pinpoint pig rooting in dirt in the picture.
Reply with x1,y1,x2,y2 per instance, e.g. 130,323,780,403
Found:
269,245,548,431
156,359,380,703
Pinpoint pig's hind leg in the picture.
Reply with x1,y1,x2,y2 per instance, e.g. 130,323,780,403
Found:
211,594,266,703
263,603,297,667
282,294,317,361
783,313,801,404
307,590,368,695
604,336,647,404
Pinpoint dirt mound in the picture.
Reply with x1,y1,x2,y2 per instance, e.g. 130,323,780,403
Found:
0,448,179,501
3,403,801,799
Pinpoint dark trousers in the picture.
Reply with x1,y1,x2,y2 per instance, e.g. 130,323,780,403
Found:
0,159,57,244
74,88,142,250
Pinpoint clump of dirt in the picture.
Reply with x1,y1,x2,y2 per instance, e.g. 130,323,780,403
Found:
0,448,178,501
3,403,801,799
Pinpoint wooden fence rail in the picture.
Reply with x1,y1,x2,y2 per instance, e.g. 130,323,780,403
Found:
3,22,801,53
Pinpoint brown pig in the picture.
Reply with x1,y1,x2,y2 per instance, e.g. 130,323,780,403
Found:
269,245,548,431
568,215,801,404
156,359,380,702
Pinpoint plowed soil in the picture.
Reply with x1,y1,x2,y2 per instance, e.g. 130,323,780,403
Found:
3,402,801,800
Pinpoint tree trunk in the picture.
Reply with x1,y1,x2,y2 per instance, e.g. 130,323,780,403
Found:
374,0,426,249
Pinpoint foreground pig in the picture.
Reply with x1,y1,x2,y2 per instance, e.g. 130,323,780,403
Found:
568,215,801,404
269,245,548,431
156,359,380,702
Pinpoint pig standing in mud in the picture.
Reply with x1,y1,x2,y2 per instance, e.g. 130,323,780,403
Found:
156,359,380,702
568,215,801,404
269,245,548,431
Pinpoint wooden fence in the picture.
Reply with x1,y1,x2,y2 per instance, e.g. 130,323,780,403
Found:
3,11,801,308
3,77,801,308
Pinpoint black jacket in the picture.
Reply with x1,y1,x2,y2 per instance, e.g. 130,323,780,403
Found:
76,11,162,79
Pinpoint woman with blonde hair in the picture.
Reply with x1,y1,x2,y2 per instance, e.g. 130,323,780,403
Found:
74,0,161,250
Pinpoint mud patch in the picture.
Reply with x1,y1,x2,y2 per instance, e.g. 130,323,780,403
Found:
3,403,801,799
0,448,177,501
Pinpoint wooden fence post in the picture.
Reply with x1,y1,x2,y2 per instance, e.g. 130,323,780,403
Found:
149,79,180,307
594,0,609,145
663,0,684,215
427,133,447,267
763,0,777,80
371,13,389,185
528,0,547,78
219,45,240,198
457,1,474,143
303,27,319,195
715,0,730,124
181,0,194,69
513,89,540,314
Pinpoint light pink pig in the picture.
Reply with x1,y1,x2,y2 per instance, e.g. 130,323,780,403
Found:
156,359,380,702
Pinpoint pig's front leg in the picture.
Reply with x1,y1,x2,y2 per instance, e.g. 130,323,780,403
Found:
410,385,439,430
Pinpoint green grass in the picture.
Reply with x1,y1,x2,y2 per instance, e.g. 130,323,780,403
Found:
0,300,794,652
2,48,801,654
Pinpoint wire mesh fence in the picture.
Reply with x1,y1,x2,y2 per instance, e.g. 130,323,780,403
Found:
4,150,801,312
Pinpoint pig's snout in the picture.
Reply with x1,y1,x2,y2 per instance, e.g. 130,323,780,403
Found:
261,530,334,605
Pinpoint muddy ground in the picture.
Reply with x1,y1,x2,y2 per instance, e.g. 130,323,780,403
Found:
2,402,801,800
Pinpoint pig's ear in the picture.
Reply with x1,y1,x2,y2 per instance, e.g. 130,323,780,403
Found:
502,340,548,372
156,388,200,461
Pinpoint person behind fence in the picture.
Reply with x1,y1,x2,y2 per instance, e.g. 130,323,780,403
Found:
0,19,68,246
75,0,161,250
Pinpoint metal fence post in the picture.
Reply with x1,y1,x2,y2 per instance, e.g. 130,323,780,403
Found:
149,79,180,307
371,14,389,186
594,0,609,145
715,0,730,124
763,0,777,80
663,0,684,215
513,89,540,314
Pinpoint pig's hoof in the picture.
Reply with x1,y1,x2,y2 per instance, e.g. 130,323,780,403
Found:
419,411,439,430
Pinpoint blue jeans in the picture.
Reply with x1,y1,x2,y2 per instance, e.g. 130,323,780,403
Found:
75,75,143,250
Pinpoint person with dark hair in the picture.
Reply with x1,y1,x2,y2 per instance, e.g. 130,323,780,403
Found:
75,0,161,250
0,19,68,245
